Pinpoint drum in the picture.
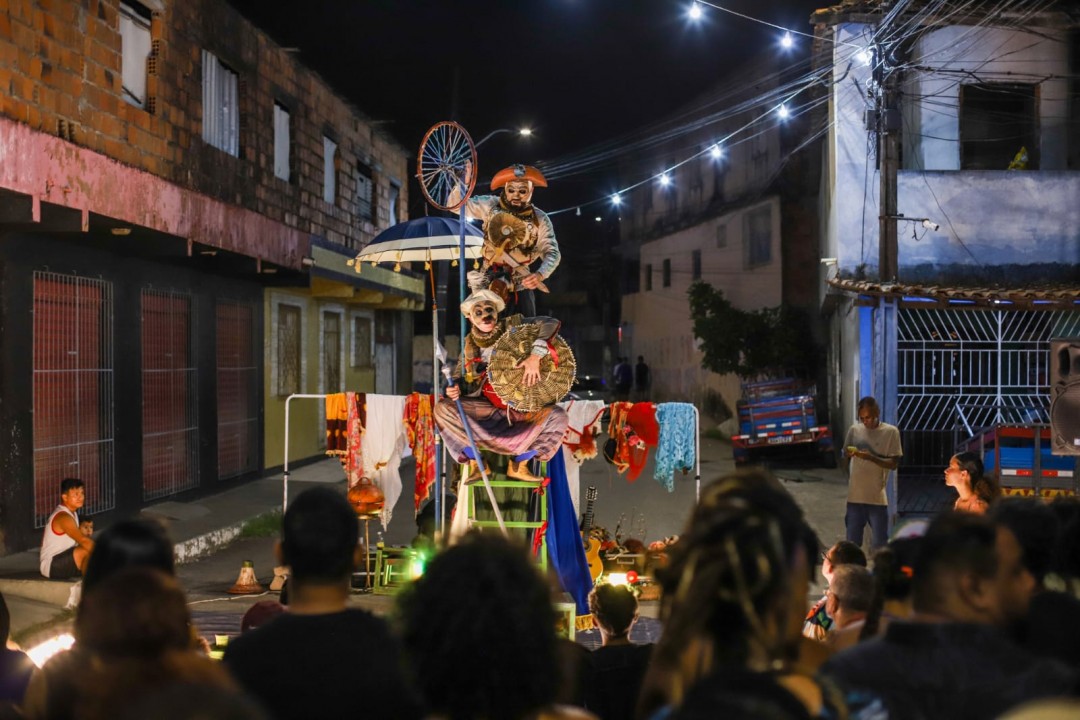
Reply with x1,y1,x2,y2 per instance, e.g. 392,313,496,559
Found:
486,323,576,413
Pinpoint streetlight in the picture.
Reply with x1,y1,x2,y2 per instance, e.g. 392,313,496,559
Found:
475,127,533,148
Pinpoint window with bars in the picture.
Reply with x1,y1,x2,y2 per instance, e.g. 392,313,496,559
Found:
216,300,258,480
356,162,373,222
32,273,115,527
141,290,199,501
323,311,342,393
662,258,671,288
352,315,373,368
273,102,291,182
277,304,301,396
201,50,239,156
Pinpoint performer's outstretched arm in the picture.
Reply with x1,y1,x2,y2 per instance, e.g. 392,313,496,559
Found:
532,211,561,280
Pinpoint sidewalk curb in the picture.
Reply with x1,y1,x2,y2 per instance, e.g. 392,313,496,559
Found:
174,521,247,566
0,578,73,607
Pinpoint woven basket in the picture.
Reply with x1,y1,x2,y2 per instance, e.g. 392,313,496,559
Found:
487,324,576,413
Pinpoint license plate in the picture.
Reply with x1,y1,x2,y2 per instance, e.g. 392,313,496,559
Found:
767,435,793,445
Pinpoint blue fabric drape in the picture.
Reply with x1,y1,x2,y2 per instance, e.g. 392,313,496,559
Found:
545,451,593,615
654,402,697,491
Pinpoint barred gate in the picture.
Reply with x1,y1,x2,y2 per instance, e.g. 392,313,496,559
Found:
141,289,199,500
897,307,1080,475
216,300,258,480
32,272,116,526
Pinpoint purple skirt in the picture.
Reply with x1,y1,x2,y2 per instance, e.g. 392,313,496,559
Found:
434,397,568,463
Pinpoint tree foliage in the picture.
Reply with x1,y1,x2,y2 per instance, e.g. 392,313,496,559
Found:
687,281,820,380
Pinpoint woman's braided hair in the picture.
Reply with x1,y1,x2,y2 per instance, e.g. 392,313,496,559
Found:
641,469,819,713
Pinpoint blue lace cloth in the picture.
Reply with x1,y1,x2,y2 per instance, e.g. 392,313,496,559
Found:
654,403,696,491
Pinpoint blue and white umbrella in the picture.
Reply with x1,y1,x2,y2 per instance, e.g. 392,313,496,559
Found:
349,216,483,267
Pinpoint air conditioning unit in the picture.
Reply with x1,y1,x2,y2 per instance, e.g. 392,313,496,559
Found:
1050,338,1080,455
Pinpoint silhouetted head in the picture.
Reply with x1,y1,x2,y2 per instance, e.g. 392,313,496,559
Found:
83,518,175,595
281,487,358,584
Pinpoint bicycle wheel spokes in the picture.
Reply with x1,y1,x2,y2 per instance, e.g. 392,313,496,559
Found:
417,121,476,211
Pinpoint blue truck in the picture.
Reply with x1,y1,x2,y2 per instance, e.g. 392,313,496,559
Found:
731,378,834,466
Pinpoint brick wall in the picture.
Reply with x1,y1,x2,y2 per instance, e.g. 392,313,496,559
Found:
0,0,408,249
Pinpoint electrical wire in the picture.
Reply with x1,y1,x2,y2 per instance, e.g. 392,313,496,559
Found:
532,0,1071,228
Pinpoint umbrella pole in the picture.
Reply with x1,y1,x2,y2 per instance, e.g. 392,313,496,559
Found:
432,305,443,539
428,266,445,541
458,204,467,350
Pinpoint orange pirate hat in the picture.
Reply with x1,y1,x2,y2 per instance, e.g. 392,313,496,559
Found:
491,164,548,191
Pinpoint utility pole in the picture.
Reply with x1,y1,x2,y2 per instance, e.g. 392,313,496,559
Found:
877,53,901,282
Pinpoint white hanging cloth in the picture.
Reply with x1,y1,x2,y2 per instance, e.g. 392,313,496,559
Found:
361,393,408,528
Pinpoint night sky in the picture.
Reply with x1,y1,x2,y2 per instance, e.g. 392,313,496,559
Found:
226,0,825,211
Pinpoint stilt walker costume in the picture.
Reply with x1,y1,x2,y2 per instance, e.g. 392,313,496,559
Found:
461,164,560,316
433,286,570,483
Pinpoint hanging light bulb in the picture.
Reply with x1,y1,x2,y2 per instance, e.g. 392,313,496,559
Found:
688,2,703,21
856,48,872,66
777,104,790,119
781,31,794,49
659,173,671,187
710,144,722,159
611,193,622,206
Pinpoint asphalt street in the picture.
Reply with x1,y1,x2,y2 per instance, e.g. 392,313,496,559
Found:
3,434,852,647
178,436,850,633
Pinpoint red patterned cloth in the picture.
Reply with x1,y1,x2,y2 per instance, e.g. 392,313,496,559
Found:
405,392,436,510
343,392,366,488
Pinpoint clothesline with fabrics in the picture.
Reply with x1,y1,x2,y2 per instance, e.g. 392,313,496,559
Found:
283,393,698,615
283,394,701,523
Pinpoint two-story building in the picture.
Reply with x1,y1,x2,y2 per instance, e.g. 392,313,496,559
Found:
618,51,823,416
0,0,421,554
813,0,1080,494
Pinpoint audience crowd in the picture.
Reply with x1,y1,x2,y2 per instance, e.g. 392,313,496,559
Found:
4,464,1080,719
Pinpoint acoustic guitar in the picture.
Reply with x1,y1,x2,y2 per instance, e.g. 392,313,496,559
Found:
580,486,602,582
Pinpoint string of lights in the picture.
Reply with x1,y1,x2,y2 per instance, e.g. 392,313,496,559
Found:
535,0,1069,218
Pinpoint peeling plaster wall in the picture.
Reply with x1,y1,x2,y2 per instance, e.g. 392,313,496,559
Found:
826,21,1078,280
904,26,1070,172
897,170,1080,278
825,23,880,279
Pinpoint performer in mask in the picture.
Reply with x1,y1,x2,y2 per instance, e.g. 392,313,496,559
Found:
434,286,569,483
459,163,560,316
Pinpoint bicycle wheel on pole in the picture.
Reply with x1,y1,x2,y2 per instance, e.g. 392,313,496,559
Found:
417,121,477,212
